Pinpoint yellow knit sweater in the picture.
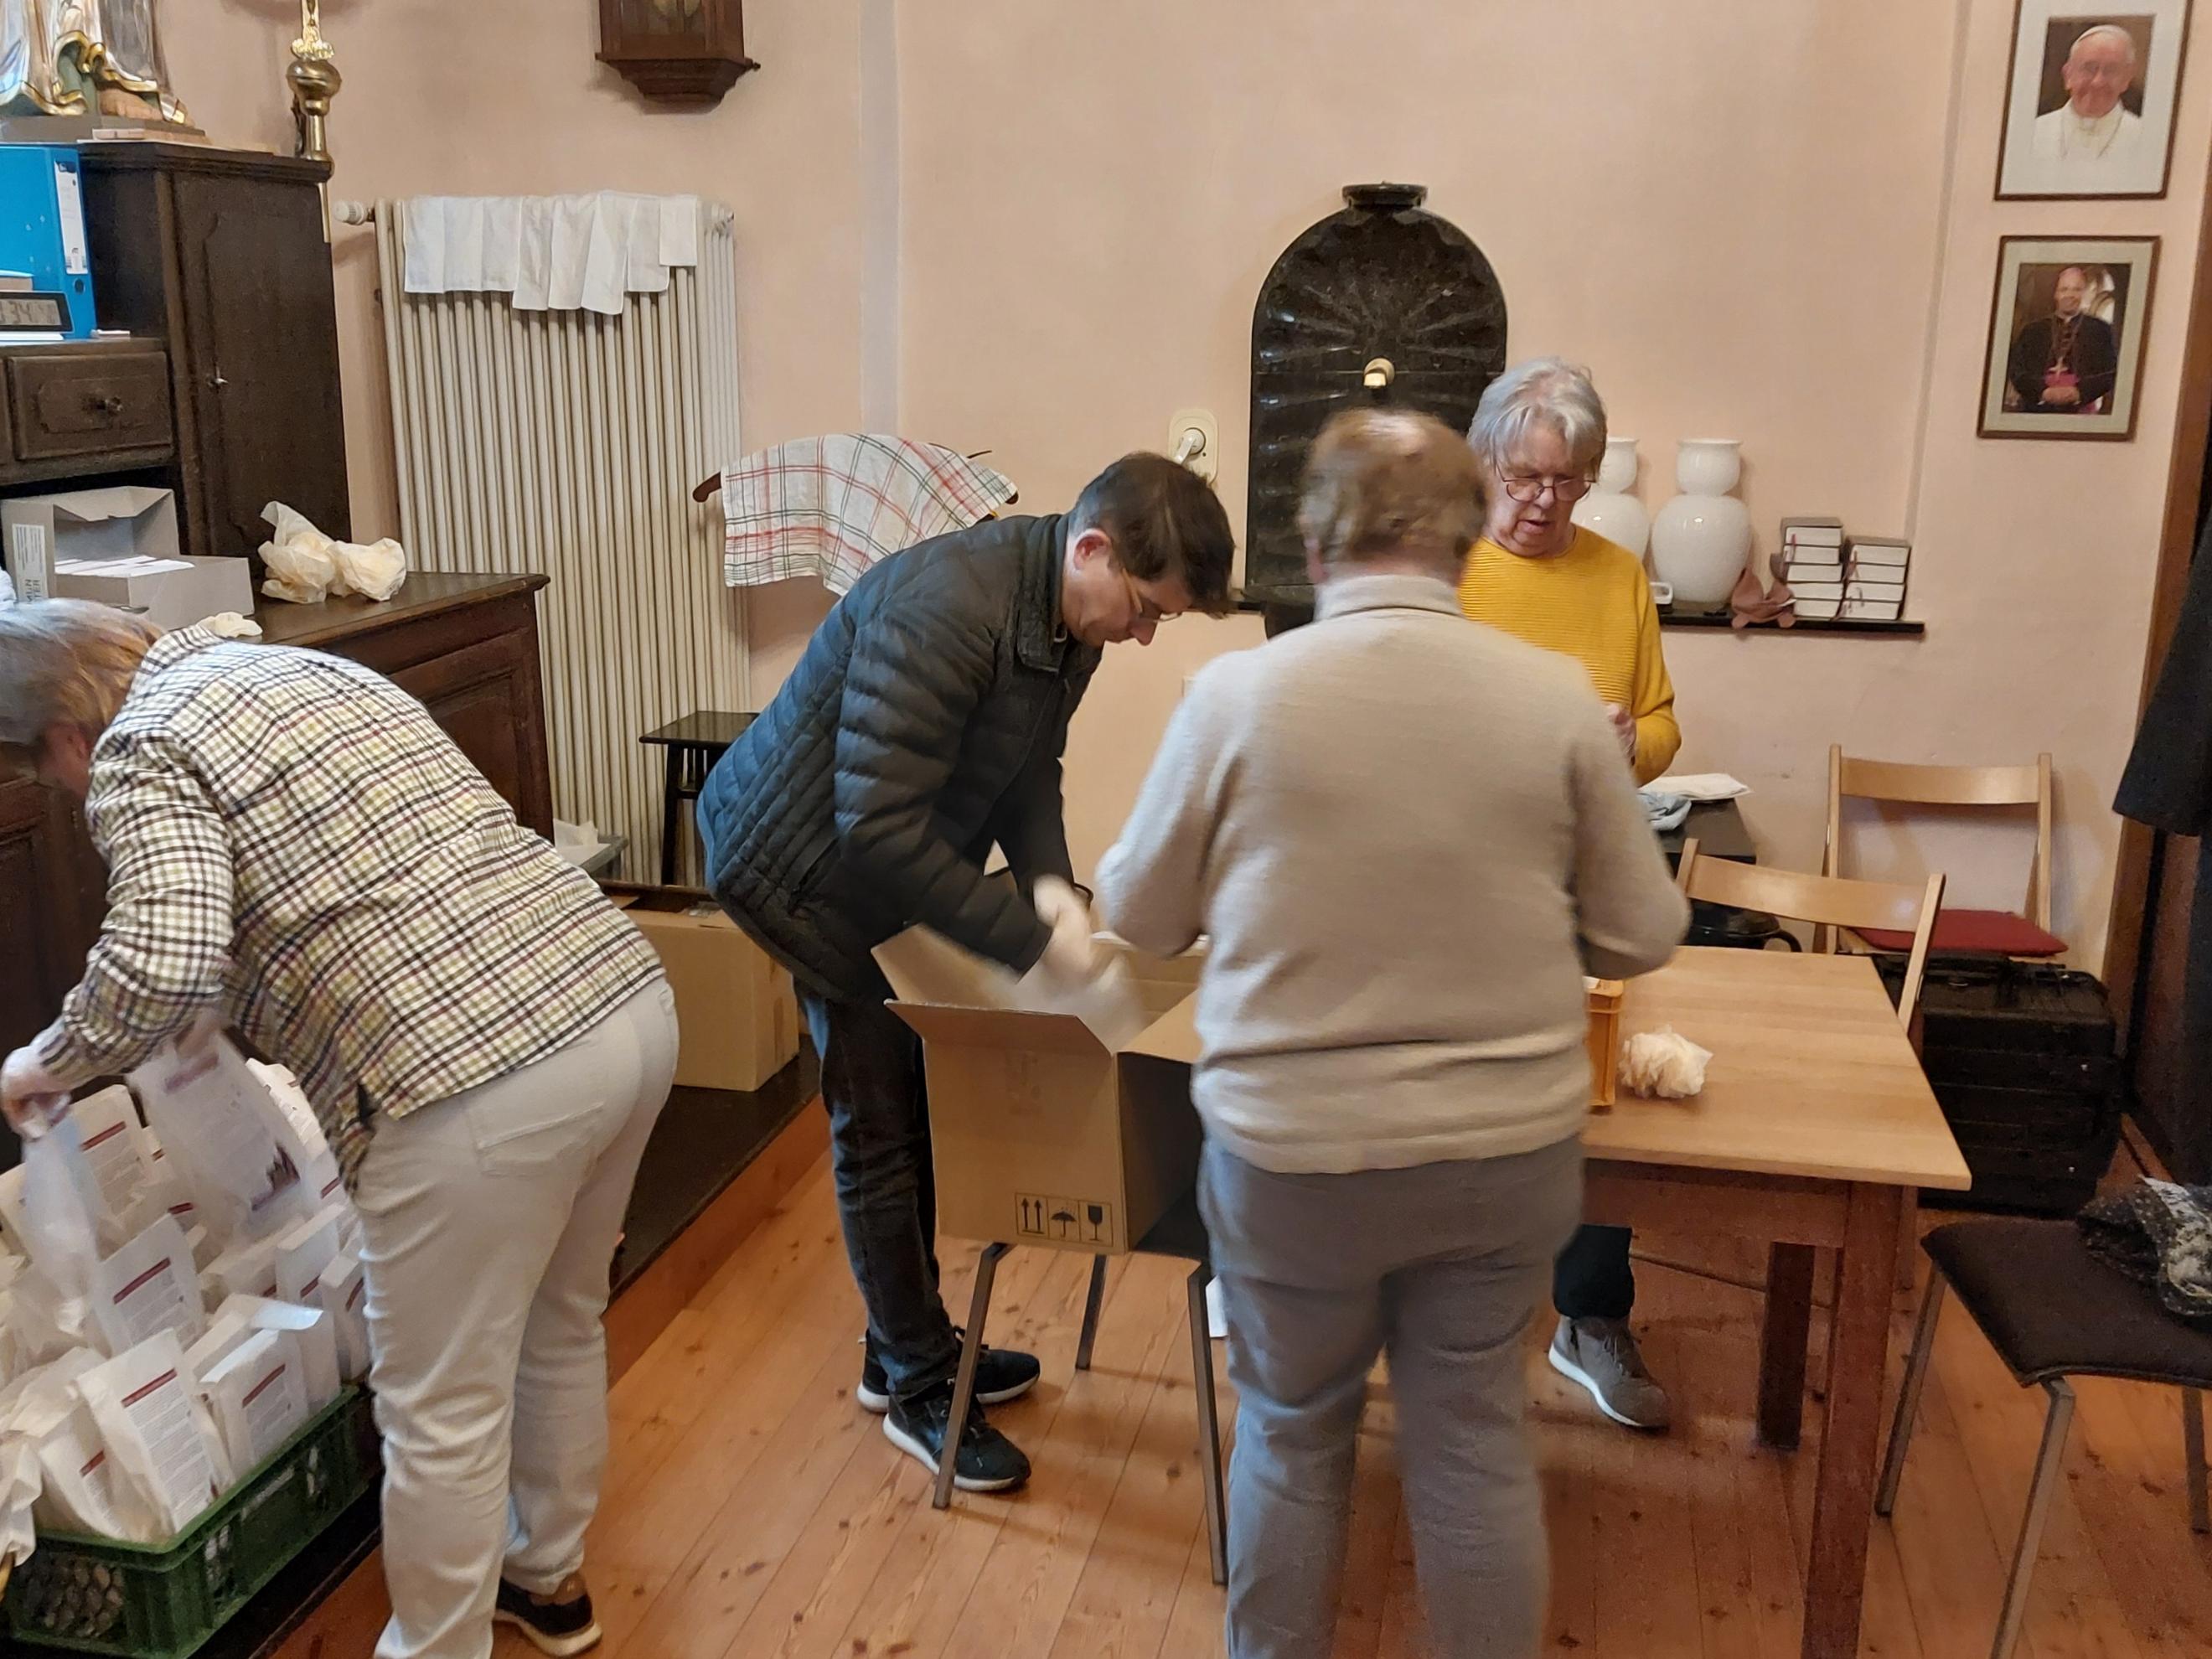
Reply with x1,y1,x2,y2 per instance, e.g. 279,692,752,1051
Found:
1456,528,1682,785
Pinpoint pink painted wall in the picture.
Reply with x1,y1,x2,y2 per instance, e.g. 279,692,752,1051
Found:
892,0,2210,963
159,0,2205,963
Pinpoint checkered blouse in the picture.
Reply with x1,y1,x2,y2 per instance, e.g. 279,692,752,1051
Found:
34,626,664,1180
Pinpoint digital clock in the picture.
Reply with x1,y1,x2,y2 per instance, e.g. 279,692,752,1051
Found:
0,292,67,333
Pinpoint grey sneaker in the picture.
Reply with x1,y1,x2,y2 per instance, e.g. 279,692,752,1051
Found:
1548,1316,1672,1431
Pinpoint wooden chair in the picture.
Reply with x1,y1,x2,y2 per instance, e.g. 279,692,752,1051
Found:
1878,1218,2212,1659
1676,840,1946,1443
1824,747,2061,958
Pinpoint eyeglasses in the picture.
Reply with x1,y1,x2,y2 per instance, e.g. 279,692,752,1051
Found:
1498,472,1596,505
1120,566,1183,624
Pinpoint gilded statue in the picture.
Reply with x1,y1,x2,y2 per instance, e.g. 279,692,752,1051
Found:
0,0,193,126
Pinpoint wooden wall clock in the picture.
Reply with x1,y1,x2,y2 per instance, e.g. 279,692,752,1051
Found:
598,0,759,104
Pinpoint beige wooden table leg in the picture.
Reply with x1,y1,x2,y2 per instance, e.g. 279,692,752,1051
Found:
1800,1181,1904,1659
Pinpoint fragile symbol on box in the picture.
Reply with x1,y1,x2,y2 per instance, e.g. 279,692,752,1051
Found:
1016,1194,1113,1244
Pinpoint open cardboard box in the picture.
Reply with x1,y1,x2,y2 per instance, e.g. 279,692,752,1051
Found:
877,928,1202,1256
881,928,1633,1252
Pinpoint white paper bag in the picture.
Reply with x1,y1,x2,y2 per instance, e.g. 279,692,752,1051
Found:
201,1236,281,1305
316,1253,371,1382
68,1088,155,1246
27,1398,154,1541
182,1306,256,1385
273,1207,345,1305
220,1297,339,1411
199,1328,309,1476
87,1216,204,1358
130,1037,311,1245
74,1331,228,1537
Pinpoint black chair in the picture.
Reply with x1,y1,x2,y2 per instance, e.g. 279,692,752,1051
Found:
1877,1218,2212,1659
938,1193,1227,1586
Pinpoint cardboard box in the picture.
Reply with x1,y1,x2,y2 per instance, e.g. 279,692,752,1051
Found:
879,928,1203,1256
607,886,800,1093
3,487,251,628
882,930,1634,1250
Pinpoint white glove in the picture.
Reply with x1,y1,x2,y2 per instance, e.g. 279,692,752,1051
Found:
1,1045,69,1138
1032,876,1105,986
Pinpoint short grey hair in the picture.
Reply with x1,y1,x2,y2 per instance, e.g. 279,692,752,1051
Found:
1465,357,1610,477
2071,23,2139,66
0,599,159,759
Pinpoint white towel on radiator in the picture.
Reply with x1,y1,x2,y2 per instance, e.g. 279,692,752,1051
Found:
403,193,701,315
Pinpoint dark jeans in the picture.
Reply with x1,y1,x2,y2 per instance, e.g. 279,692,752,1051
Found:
1552,1222,1635,1321
800,992,963,1405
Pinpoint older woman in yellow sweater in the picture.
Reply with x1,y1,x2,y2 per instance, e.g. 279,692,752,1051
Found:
1462,357,1681,1432
1460,358,1680,787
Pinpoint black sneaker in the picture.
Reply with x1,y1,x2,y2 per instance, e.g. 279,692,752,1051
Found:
882,1383,1032,1492
494,1574,602,1656
855,1331,1041,1414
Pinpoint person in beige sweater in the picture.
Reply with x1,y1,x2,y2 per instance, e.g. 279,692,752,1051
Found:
1096,409,1687,1659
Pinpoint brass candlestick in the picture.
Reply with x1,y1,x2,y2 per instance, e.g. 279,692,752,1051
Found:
287,1,339,164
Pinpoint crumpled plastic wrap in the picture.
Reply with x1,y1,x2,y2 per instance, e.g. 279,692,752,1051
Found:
1620,1026,1713,1099
258,503,408,605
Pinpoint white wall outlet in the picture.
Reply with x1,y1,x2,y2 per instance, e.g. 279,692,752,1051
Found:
1169,407,1219,483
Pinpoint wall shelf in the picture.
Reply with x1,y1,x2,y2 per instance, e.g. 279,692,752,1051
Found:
1661,610,1925,637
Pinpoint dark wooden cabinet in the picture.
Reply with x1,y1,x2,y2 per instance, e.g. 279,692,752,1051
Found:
0,339,174,485
256,574,556,839
0,777,102,1057
80,145,349,562
0,572,555,1071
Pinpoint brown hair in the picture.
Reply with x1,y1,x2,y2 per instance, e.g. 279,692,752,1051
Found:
0,600,162,766
1068,452,1238,616
1298,408,1490,575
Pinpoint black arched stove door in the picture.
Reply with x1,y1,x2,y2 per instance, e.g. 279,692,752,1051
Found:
1244,183,1507,607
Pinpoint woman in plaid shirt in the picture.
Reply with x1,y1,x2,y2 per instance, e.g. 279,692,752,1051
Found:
0,600,674,1659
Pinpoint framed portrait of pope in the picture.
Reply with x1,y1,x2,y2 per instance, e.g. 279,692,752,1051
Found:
1998,1,2191,198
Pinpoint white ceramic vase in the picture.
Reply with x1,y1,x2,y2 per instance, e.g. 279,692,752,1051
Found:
1571,437,1650,559
1649,438,1752,607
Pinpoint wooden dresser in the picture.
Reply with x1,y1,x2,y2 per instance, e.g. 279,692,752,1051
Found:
0,573,554,1061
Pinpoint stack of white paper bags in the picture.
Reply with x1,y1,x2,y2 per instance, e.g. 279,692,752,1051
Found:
0,1038,370,1560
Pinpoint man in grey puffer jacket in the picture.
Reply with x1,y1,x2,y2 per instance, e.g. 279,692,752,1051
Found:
698,453,1233,1492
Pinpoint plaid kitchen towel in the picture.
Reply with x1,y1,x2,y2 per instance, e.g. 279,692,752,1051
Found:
720,434,1019,595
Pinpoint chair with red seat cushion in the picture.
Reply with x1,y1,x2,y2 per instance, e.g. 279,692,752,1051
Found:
1857,907,2066,957
1825,747,2063,958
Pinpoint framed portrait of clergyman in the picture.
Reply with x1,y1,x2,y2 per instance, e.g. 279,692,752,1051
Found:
1998,1,2191,198
1979,236,2159,439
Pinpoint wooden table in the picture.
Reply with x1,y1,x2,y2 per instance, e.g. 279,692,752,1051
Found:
1584,948,1971,1659
640,710,757,882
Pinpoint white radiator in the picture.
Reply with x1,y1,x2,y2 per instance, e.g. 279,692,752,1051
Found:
351,199,745,885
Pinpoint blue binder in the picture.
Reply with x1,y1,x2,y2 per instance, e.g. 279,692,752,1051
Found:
0,145,98,340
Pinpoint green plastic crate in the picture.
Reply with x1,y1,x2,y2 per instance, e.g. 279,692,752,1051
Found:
5,1387,380,1657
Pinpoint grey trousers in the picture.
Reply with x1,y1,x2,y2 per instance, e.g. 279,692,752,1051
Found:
1199,1134,1584,1659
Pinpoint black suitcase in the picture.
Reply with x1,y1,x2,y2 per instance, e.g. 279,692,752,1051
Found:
1873,952,2121,1217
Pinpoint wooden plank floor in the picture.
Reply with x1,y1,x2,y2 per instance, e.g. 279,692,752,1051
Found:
473,1158,2212,1659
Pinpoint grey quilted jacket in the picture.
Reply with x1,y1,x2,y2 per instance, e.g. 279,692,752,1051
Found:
698,514,1101,1001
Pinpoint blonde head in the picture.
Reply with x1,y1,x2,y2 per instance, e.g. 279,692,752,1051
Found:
0,600,161,767
1298,408,1490,578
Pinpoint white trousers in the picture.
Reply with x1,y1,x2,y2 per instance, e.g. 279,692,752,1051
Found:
353,980,679,1659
